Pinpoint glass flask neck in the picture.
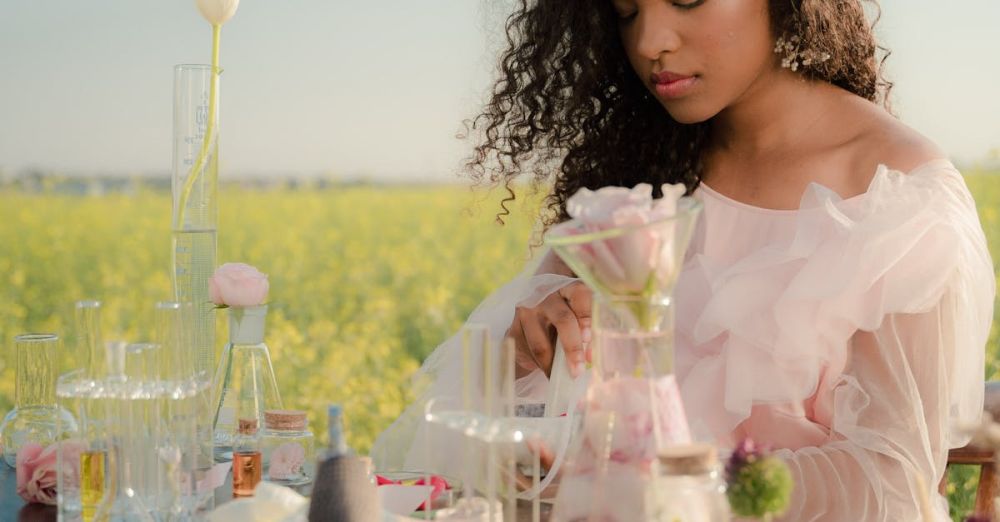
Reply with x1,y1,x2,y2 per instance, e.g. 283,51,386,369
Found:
591,295,675,379
327,405,348,457
76,300,106,381
228,305,267,345
15,334,58,408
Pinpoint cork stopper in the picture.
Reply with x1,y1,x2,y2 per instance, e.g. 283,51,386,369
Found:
238,418,259,435
658,443,717,475
265,409,307,431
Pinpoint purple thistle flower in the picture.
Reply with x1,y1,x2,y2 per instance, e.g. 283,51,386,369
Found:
726,437,763,482
964,516,991,522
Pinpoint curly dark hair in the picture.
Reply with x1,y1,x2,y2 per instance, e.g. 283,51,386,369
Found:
463,0,893,228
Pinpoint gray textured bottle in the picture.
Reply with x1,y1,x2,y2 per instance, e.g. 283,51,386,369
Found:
308,405,379,521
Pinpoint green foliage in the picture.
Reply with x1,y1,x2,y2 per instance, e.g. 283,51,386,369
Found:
0,185,540,455
727,456,794,519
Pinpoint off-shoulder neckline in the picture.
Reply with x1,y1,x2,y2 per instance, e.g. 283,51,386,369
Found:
695,158,954,216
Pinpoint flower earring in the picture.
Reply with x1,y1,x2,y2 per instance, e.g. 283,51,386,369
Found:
774,34,831,72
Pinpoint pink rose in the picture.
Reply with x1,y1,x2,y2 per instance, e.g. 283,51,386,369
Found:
268,442,305,480
16,439,86,505
209,262,269,307
552,183,686,296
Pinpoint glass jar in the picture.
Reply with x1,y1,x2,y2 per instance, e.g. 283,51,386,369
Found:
653,443,731,522
261,409,314,487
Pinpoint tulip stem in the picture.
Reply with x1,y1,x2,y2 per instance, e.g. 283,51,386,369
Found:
174,23,221,230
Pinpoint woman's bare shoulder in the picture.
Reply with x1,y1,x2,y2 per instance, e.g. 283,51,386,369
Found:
840,98,947,191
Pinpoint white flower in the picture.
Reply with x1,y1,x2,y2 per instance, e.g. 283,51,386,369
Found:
195,0,240,26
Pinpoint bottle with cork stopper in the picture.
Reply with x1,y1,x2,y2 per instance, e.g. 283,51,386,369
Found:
654,442,731,521
232,417,262,498
262,409,314,487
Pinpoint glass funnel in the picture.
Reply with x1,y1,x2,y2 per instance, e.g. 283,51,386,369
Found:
545,197,703,521
212,304,283,461
1,333,77,468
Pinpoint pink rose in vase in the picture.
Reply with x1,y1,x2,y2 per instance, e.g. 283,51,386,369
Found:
549,183,687,296
16,439,86,505
209,262,269,307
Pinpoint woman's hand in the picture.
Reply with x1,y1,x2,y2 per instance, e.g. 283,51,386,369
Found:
507,250,592,378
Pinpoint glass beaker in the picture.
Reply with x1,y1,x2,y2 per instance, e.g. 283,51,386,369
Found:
212,304,283,461
1,333,77,468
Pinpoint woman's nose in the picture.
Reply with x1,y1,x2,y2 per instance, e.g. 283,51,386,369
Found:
633,8,682,61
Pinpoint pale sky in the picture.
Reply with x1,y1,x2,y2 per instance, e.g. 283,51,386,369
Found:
0,1,997,182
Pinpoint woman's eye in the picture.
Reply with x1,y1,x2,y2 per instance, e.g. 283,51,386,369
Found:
673,0,706,9
618,11,637,22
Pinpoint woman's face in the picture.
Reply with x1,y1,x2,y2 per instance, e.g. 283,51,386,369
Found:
612,0,777,123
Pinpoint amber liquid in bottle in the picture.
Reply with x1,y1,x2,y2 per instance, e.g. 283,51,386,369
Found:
80,449,106,521
233,450,262,497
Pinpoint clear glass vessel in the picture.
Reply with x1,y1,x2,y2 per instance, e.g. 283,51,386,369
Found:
56,302,116,521
261,409,314,487
1,333,77,468
546,198,703,521
172,63,220,399
653,443,731,522
232,418,262,498
212,304,283,461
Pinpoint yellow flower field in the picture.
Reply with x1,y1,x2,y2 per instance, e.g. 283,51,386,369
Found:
1,172,998,519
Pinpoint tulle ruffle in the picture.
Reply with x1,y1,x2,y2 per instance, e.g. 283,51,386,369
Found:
676,159,993,448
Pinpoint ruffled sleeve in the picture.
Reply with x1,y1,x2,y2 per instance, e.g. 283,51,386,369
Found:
678,159,994,520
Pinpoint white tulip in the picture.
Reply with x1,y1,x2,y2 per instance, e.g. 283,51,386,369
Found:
195,0,240,26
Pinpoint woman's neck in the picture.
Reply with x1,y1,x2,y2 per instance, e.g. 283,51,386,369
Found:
709,69,840,161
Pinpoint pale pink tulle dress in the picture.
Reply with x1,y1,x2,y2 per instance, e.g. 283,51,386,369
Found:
677,159,993,520
374,159,995,521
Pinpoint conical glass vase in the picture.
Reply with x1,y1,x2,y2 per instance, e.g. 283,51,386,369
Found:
545,197,702,521
211,305,283,462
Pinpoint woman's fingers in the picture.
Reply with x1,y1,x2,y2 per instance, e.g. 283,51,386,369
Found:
511,306,555,376
543,282,593,377
507,282,594,380
540,293,585,377
506,317,540,378
526,437,556,472
560,282,593,322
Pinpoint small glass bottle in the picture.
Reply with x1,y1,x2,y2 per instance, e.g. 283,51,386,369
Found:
262,409,314,487
327,404,349,457
232,418,262,498
654,443,731,522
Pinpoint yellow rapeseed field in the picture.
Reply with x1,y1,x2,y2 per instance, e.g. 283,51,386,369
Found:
1,172,998,519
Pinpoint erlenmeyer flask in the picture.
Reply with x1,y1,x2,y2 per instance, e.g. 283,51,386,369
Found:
211,304,283,461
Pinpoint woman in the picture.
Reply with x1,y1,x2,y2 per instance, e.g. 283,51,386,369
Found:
375,1,995,519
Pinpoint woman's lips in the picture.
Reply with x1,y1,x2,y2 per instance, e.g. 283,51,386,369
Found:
651,72,698,99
